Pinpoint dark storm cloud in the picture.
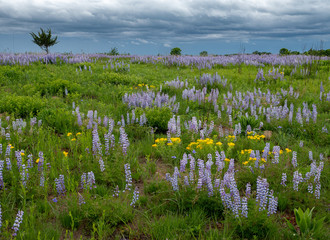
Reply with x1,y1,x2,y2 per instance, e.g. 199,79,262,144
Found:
0,0,329,45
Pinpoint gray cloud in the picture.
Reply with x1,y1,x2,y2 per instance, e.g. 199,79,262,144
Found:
0,0,329,47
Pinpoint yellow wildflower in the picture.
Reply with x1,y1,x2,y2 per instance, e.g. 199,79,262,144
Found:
152,144,158,147
216,142,223,146
20,152,25,156
243,161,249,165
280,150,283,154
261,158,266,162
167,142,173,146
228,142,235,147
186,146,191,150
241,150,245,155
63,151,69,157
76,132,81,136
71,138,76,141
36,158,40,163
285,148,292,153
67,133,72,137
224,158,230,162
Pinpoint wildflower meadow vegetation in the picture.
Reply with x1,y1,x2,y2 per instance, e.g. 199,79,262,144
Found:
0,53,329,239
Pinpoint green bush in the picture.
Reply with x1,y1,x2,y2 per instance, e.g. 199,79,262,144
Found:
38,79,81,97
38,108,79,134
0,94,46,117
145,107,172,133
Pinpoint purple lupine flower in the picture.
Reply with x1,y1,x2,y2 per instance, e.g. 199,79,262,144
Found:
112,185,120,197
256,176,269,211
245,182,251,198
40,172,45,187
214,179,220,188
55,174,66,195
99,156,105,172
241,197,248,218
124,163,132,192
20,164,28,188
197,178,203,189
0,160,4,190
27,154,33,168
281,173,287,186
184,176,189,186
38,151,44,171
314,162,324,183
293,170,303,191
292,151,298,168
314,182,321,199
171,172,179,191
119,127,129,155
110,134,115,150
78,194,86,205
92,124,101,155
309,151,313,161
5,144,11,157
0,204,2,232
312,104,317,123
206,171,213,197
130,187,140,207
229,174,240,218
180,153,188,172
87,171,96,189
52,198,57,203
81,173,87,189
12,210,24,236
308,183,313,194
267,190,278,216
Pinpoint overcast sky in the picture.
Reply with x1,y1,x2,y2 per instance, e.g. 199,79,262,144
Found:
1,0,329,55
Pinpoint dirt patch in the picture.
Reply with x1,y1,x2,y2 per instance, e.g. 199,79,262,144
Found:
264,130,272,140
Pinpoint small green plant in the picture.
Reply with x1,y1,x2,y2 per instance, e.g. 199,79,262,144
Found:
145,107,172,133
285,207,325,239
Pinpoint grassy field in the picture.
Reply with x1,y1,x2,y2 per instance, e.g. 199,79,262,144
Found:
0,54,329,239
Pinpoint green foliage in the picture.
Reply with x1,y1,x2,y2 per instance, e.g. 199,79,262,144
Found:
145,107,172,133
170,47,182,56
285,207,325,239
199,51,208,56
0,94,46,117
38,108,79,134
38,79,81,97
108,47,119,55
30,28,59,54
279,48,291,55
237,115,260,133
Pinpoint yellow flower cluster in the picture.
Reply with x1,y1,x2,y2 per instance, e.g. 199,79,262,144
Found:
186,138,222,150
242,157,267,165
226,135,236,141
152,137,181,147
247,134,265,140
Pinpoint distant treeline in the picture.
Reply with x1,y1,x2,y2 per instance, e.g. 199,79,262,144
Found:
278,48,330,56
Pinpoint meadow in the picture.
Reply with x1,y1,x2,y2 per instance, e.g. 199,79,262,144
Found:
0,53,329,239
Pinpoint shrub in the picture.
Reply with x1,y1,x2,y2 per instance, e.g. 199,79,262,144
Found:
145,107,172,133
38,108,79,134
0,94,46,117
